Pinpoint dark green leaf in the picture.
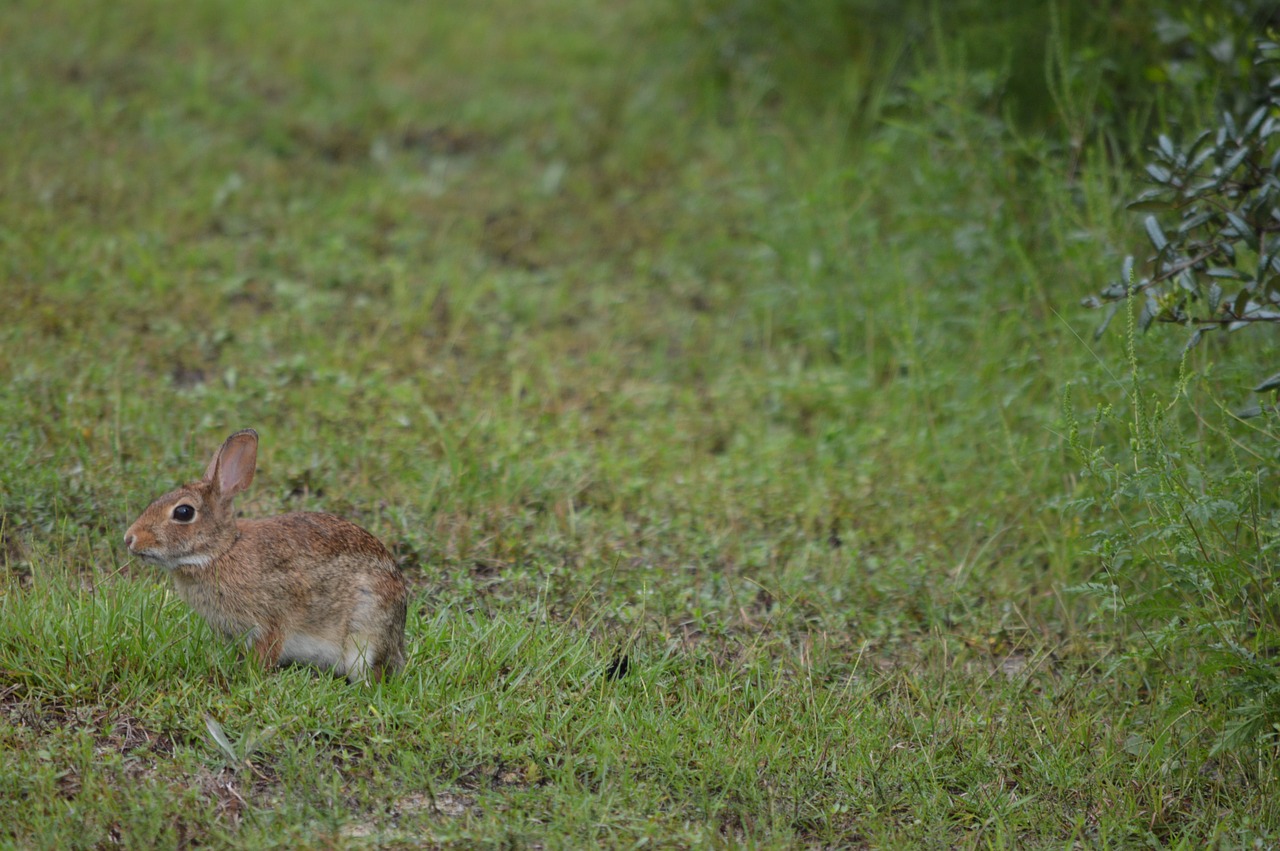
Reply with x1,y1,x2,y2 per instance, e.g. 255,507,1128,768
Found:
1093,302,1119,339
1157,134,1175,160
1257,183,1278,209
1145,163,1172,184
1234,288,1253,317
1236,405,1265,419
1122,255,1134,285
1127,196,1174,212
1187,145,1217,174
1206,267,1247,280
1226,211,1259,251
1243,106,1267,138
1144,215,1168,251
1177,211,1214,233
1220,145,1249,176
1252,373,1280,393
1140,295,1158,331
1223,111,1238,141
1184,328,1204,352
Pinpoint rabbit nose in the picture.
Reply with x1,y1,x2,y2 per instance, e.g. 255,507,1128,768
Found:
124,532,136,550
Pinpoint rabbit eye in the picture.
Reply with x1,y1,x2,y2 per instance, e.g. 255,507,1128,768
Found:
172,504,196,522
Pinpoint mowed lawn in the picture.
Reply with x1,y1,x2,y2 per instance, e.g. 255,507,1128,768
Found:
2,0,1279,847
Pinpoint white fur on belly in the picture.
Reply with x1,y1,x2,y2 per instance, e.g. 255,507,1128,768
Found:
279,633,344,670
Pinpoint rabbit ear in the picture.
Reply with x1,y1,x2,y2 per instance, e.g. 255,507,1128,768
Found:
204,429,259,499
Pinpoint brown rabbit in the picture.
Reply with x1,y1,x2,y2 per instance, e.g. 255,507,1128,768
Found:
123,429,408,683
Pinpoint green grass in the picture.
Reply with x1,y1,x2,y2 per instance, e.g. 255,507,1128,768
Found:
3,0,1280,847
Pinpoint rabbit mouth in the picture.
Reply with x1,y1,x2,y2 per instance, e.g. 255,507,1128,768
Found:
134,550,213,570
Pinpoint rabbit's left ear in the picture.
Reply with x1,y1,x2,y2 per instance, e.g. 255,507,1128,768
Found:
204,429,259,500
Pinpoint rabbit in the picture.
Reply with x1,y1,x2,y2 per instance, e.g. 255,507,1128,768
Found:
123,428,408,684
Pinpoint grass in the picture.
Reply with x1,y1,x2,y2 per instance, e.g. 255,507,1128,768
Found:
2,0,1280,846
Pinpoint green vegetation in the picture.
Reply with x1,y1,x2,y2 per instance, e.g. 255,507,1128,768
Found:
1086,37,1280,386
2,0,1279,846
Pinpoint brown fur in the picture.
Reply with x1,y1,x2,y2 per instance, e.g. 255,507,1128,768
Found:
124,429,408,683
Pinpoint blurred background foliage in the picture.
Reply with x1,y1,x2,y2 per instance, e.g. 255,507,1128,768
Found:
674,0,1278,146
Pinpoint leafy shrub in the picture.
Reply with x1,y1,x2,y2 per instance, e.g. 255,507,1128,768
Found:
1085,39,1280,394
